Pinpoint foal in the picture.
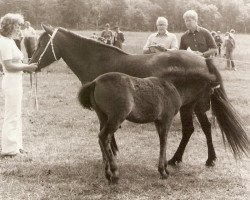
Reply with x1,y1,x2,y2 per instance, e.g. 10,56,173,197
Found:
78,71,216,184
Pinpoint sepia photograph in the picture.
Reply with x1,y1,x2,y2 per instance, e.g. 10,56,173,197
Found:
0,0,249,199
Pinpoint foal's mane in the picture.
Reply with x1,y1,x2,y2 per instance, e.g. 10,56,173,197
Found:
59,28,129,55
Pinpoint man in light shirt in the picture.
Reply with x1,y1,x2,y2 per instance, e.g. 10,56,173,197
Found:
143,17,178,54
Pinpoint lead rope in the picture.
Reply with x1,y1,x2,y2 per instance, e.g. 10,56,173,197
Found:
31,28,59,111
29,72,39,111
34,72,39,110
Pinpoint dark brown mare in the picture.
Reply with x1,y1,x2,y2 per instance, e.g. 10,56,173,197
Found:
29,25,249,169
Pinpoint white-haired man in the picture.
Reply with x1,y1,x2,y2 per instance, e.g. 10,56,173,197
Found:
143,17,178,54
180,10,217,58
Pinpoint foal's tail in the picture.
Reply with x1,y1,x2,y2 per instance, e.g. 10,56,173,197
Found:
206,58,249,158
78,81,119,154
78,81,96,110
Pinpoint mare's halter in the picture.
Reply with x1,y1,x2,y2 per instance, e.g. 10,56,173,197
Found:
32,28,59,111
38,28,59,65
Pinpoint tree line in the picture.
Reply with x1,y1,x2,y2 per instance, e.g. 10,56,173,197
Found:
0,0,250,33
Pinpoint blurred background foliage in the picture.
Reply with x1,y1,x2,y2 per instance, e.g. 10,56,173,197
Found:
0,0,250,33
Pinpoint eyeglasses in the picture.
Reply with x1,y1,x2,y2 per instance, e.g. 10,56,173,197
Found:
157,24,167,26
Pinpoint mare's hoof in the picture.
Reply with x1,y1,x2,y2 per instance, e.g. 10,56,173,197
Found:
206,158,216,167
168,158,182,166
160,173,169,179
159,168,169,179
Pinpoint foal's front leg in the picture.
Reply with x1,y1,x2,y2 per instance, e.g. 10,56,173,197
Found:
155,118,172,179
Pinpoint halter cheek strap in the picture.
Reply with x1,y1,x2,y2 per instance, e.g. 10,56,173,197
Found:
38,28,59,64
34,28,59,111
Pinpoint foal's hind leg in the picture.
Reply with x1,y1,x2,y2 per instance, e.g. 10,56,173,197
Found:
92,98,119,159
155,117,173,179
168,104,195,165
194,108,216,166
98,121,121,184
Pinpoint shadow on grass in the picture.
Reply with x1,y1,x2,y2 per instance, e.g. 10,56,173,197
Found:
1,158,242,199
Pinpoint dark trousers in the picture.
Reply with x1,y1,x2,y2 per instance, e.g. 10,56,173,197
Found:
218,46,221,56
226,49,235,69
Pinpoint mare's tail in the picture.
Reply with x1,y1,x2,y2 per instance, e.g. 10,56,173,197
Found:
78,81,96,110
206,58,249,158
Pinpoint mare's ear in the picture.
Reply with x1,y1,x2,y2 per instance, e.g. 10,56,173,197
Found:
41,24,54,36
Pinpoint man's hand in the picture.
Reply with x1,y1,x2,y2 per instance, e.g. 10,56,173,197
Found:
156,45,166,51
149,46,160,53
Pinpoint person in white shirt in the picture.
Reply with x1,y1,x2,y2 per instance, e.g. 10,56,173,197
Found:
23,21,37,60
143,17,178,54
0,13,37,157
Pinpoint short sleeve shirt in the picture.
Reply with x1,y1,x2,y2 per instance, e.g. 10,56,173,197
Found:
179,26,217,53
0,35,24,73
143,32,178,52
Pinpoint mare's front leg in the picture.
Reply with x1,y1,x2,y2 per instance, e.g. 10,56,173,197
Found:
194,106,216,166
168,103,195,165
98,122,120,184
155,117,172,179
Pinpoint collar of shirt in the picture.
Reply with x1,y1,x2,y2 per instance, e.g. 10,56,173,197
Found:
187,26,201,34
156,31,169,37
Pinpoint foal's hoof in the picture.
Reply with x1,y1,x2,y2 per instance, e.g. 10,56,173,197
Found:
168,158,182,166
206,158,216,167
109,176,119,184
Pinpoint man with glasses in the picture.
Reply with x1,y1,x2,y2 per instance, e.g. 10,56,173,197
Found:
179,10,217,58
143,17,178,54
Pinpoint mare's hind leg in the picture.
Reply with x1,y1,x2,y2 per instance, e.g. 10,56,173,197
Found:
168,103,195,165
194,107,216,166
98,121,121,184
155,117,173,179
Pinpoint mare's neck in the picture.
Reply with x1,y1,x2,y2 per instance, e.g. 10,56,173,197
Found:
58,31,127,83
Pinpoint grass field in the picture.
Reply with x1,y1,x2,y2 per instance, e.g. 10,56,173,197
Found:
0,31,249,200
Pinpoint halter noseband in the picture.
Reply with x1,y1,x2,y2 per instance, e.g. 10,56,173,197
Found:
38,28,59,64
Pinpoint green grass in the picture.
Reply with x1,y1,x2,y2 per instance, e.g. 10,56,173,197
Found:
0,31,249,200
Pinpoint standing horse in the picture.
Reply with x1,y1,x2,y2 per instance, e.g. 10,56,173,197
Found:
78,65,248,183
29,25,249,167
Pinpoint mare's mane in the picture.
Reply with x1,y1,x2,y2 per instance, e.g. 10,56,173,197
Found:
59,28,129,55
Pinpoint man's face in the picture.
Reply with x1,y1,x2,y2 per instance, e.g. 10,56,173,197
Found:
157,22,167,34
184,17,197,31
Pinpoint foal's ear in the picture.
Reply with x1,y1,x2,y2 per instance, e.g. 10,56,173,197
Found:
41,24,54,36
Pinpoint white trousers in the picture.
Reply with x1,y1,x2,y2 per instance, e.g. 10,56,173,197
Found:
1,73,23,155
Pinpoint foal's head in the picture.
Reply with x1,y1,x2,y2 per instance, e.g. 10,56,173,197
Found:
29,24,61,71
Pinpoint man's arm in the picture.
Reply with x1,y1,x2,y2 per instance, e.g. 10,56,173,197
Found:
203,30,217,57
179,36,187,50
169,34,178,50
143,34,153,54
